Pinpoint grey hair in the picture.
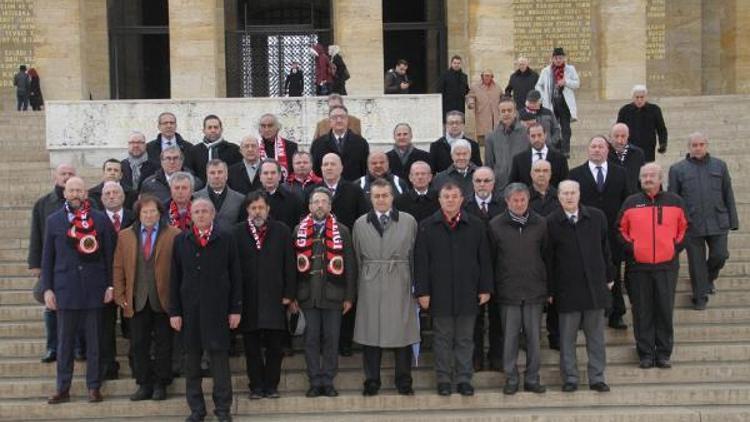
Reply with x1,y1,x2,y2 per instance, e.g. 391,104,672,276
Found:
473,166,495,181
450,139,471,154
445,110,465,123
531,159,551,171
687,131,708,146
639,162,663,180
160,145,184,160
632,84,648,95
258,113,281,130
169,171,195,191
503,182,530,200
309,186,333,204
393,122,413,136
558,180,580,193
129,131,146,142
191,197,215,212
206,159,228,171
101,180,124,194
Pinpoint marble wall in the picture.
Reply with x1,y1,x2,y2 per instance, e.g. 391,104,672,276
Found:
45,95,443,168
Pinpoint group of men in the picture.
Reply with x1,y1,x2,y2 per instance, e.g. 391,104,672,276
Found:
29,83,737,421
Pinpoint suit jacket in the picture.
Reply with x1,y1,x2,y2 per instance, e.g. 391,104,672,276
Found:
194,186,245,229
267,185,304,230
305,180,368,229
530,186,561,217
394,189,439,223
509,148,569,188
429,136,482,174
40,208,116,310
140,168,205,204
146,133,192,167
121,158,158,191
227,161,262,195
103,208,135,233
189,139,243,182
386,147,432,181
28,188,65,268
261,138,298,174
463,195,506,226
88,182,137,211
608,144,646,193
113,222,181,318
311,129,370,181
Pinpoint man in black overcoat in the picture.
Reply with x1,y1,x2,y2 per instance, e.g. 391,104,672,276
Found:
508,121,568,188
305,153,368,230
311,105,370,181
394,161,439,223
608,123,646,193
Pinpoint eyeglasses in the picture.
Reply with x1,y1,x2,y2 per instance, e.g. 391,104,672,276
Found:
162,156,182,162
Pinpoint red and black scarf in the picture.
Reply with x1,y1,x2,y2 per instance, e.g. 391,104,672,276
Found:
553,63,565,85
169,201,192,231
66,200,100,255
247,220,267,250
443,210,462,231
192,224,212,248
259,135,289,177
287,171,322,189
295,213,344,275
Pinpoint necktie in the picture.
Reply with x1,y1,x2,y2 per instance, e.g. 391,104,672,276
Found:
536,152,543,161
480,201,488,215
112,213,121,232
143,227,153,259
379,213,390,230
617,151,626,163
569,214,577,225
596,166,605,192
337,136,344,152
165,141,173,148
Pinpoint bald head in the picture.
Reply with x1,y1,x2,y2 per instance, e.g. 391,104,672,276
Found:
54,164,77,188
610,123,630,152
63,176,87,209
531,159,552,191
321,152,343,183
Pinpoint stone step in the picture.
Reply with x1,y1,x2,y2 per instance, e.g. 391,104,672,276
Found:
0,383,748,421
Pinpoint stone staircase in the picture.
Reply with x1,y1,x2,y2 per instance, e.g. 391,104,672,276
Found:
0,97,749,421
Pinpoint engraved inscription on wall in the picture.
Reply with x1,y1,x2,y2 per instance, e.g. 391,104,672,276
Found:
646,0,666,85
0,0,34,94
512,0,599,98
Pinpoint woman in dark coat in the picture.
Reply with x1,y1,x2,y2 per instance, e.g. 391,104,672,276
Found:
285,62,304,97
28,68,44,111
234,191,296,398
329,45,349,95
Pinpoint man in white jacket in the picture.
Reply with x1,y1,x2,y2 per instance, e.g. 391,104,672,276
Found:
535,47,579,158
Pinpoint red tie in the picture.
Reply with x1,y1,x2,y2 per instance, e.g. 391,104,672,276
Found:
113,213,121,232
143,227,153,259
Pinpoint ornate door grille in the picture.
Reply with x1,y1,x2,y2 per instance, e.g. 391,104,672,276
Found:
240,33,318,97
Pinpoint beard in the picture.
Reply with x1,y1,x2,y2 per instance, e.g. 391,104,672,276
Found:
251,217,266,227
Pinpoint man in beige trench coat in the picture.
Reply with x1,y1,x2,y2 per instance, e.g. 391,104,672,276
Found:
353,178,420,397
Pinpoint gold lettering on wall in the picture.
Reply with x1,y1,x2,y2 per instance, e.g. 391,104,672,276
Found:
646,0,666,85
0,0,34,90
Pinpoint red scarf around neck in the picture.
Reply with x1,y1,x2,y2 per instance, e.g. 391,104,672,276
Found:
247,220,268,250
295,213,344,275
443,210,462,230
259,135,289,177
169,200,192,231
287,171,322,188
553,63,565,85
66,200,100,254
192,224,212,248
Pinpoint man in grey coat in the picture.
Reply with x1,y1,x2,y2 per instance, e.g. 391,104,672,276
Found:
353,178,419,396
194,159,244,229
484,97,529,189
668,132,738,310
13,64,30,111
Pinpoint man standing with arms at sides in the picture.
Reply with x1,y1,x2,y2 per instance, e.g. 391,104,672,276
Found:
535,47,580,158
617,85,668,162
170,198,242,422
306,153,368,230
285,151,322,200
547,180,613,393
234,191,296,399
618,163,688,370
415,182,493,396
189,114,242,181
385,123,431,180
437,55,469,117
258,159,304,231
257,113,298,177
569,136,631,331
484,97,529,189
113,195,180,402
311,105,370,181
146,112,192,168
395,161,439,223
43,177,116,404
121,131,157,191
291,188,356,398
165,172,196,233
194,159,244,229
353,179,419,396
669,132,738,310
508,121,568,188
505,57,539,111
355,151,409,199
429,111,482,174
140,147,204,204
432,139,479,198
228,136,263,195
29,164,77,364
608,123,646,193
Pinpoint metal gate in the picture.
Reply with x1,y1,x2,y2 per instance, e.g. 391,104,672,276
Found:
239,33,318,98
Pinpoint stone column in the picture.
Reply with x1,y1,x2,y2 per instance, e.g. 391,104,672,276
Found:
599,0,647,99
735,0,750,93
332,0,384,95
81,0,110,100
169,0,226,98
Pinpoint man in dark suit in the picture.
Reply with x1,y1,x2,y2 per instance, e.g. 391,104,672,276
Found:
43,177,116,404
529,160,561,218
122,132,158,191
463,167,505,371
140,146,204,204
29,164,78,364
608,123,646,193
429,111,482,174
616,85,668,162
258,159,304,232
88,159,136,210
228,135,263,195
170,198,241,422
386,123,431,181
509,121,568,188
355,151,409,200
194,159,245,230
258,113,298,177
305,153,369,230
99,182,135,380
394,160,439,223
569,136,632,330
146,112,193,168
188,114,242,182
311,105,370,181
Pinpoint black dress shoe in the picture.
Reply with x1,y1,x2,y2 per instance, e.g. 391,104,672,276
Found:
561,383,578,392
152,385,167,401
397,385,415,396
503,382,518,395
215,415,232,422
248,389,264,400
457,383,474,396
129,385,153,401
265,389,280,399
608,317,627,330
305,386,321,398
185,412,206,422
656,360,672,369
362,380,380,396
437,382,452,396
524,383,546,394
639,360,654,369
708,283,717,294
322,385,338,397
40,350,56,363
88,388,103,403
589,382,610,392
693,297,708,311
47,390,70,404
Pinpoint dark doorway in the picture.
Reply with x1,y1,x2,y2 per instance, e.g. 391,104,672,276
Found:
226,0,332,97
108,0,170,99
383,0,446,94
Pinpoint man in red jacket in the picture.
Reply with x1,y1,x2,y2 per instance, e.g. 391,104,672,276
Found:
617,163,688,370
